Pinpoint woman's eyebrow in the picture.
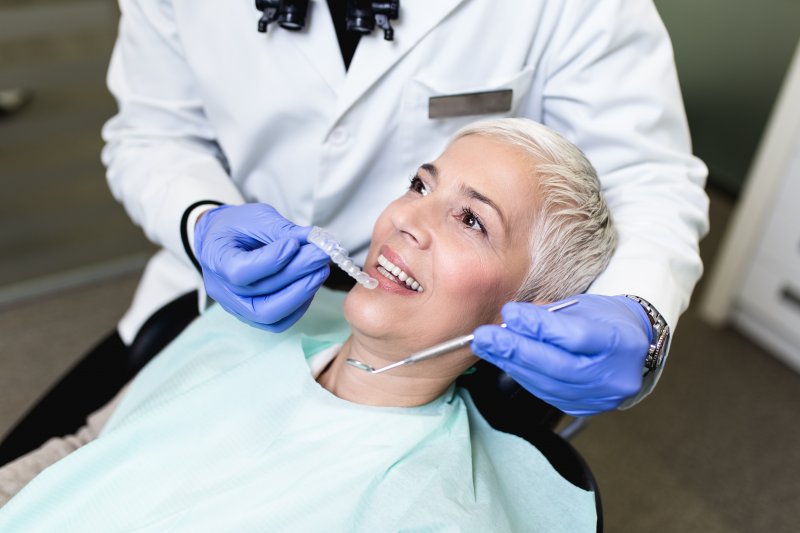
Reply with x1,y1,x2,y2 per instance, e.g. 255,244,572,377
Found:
461,184,507,230
420,163,438,178
421,162,508,232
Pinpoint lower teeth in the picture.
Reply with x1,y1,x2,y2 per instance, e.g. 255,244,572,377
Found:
378,265,418,290
377,265,397,282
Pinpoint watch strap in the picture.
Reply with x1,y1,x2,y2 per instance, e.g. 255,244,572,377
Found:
625,294,671,372
618,295,672,409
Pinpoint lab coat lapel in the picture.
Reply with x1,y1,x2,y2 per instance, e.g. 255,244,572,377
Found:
333,0,465,122
286,0,346,94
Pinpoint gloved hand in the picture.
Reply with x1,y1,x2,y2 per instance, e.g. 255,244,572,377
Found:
194,203,330,331
471,294,653,416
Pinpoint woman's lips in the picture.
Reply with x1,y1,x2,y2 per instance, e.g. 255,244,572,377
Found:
376,254,423,292
371,247,424,294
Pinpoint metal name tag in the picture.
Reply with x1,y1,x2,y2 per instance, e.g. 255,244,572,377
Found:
428,89,513,119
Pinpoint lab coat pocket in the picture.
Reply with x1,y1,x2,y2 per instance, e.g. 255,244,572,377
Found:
399,67,536,166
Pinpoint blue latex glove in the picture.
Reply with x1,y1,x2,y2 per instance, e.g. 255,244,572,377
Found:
471,294,653,416
194,203,330,331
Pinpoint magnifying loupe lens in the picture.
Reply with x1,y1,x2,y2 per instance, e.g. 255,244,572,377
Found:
346,9,374,34
278,0,307,30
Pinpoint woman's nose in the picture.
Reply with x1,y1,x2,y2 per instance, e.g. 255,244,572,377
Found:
390,198,433,249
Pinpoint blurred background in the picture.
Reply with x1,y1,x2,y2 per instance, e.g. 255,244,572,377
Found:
0,0,799,530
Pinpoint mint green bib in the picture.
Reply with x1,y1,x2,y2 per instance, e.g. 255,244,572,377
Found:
0,288,595,531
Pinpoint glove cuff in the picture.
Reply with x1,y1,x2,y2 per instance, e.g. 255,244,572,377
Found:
180,200,224,272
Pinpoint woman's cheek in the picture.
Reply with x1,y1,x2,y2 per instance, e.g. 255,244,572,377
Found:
437,251,501,307
439,246,495,290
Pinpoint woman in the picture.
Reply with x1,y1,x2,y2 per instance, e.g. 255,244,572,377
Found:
0,118,615,531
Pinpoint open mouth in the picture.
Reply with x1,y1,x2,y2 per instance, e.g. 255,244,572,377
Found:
376,254,424,293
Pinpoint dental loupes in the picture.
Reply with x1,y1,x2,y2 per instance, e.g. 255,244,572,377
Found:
308,226,378,289
346,299,580,375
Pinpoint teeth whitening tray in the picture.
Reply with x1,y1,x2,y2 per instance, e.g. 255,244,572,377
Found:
347,299,580,375
308,226,378,290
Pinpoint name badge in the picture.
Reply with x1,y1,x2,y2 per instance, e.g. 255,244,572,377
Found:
428,89,513,119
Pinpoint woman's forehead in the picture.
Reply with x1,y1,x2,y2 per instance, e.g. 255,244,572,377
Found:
432,136,539,219
435,135,537,181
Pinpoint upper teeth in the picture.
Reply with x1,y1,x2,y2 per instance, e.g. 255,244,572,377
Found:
377,254,423,292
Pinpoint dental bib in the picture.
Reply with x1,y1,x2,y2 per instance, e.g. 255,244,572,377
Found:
0,289,595,532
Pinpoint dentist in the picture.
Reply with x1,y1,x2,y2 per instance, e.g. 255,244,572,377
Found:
104,0,708,415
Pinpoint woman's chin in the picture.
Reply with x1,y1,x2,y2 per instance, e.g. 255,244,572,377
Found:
343,288,417,344
343,289,386,336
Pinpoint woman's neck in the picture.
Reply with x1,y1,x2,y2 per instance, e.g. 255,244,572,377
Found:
316,337,470,407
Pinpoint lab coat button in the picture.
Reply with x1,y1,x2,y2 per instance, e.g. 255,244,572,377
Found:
329,128,349,145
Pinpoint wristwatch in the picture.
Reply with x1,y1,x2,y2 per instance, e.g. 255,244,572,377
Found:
620,295,671,408
625,294,671,373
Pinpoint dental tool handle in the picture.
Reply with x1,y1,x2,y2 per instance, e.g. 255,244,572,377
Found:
371,325,506,374
372,324,506,374
406,322,509,365
366,300,579,375
406,333,475,364
369,335,474,374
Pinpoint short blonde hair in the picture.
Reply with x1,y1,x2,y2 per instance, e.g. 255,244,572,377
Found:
451,118,616,302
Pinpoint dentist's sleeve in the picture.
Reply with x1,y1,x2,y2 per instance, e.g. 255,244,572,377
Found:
537,0,710,332
101,0,245,268
442,0,706,414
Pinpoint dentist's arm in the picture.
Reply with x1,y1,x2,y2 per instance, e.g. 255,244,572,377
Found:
102,0,244,267
498,0,708,412
534,0,709,331
104,1,330,330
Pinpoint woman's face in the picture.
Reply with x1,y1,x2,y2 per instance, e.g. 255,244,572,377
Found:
343,135,538,357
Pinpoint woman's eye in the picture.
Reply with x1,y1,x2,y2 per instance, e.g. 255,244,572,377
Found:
460,207,486,234
408,175,429,196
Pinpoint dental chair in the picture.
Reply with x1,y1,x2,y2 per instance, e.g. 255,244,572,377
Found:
0,277,603,531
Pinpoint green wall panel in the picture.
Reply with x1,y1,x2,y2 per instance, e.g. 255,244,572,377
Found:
655,0,800,195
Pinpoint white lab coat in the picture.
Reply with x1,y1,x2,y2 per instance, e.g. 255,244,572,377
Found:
103,0,709,350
